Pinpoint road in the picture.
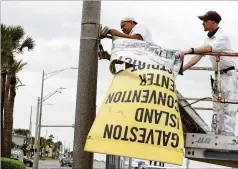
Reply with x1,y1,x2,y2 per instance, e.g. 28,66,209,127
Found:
38,160,66,169
29,160,106,169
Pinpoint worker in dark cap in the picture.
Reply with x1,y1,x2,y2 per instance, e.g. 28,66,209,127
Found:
181,11,237,136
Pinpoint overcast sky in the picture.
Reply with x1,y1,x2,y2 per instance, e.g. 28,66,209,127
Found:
2,1,238,168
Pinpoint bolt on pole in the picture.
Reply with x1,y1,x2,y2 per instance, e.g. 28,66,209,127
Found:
73,1,101,169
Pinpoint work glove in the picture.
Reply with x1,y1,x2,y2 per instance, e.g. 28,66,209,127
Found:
98,51,111,60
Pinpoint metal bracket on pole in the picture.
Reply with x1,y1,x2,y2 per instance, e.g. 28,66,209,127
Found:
185,133,238,151
185,133,238,168
185,148,238,161
81,37,99,40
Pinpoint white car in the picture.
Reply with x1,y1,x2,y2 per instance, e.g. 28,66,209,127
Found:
60,157,72,167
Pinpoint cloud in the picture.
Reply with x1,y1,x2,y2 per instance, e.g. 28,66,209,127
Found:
1,1,83,40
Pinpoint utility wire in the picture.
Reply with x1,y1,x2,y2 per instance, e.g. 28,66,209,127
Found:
183,97,238,107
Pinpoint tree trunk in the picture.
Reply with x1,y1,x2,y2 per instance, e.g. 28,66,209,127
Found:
5,74,16,158
1,70,6,118
1,70,7,157
3,72,13,158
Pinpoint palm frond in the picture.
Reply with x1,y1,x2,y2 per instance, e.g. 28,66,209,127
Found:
10,25,24,44
11,59,27,74
1,24,35,59
1,24,7,31
18,37,35,52
1,24,34,79
16,76,22,84
15,76,26,90
1,24,14,65
15,84,26,90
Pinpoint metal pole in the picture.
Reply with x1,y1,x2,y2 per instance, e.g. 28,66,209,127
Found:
189,66,238,72
27,106,32,146
29,106,33,145
186,158,190,169
64,140,66,154
128,157,132,169
72,1,101,169
187,51,238,56
33,97,40,169
40,125,74,128
178,97,213,101
123,157,126,169
178,97,238,103
35,70,45,169
193,107,213,111
44,130,47,155
215,55,222,135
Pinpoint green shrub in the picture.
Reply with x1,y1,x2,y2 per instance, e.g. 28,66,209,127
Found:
0,157,26,169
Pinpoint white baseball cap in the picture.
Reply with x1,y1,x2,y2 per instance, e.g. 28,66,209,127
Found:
120,17,138,24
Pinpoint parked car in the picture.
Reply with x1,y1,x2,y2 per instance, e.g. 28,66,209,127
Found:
60,157,72,167
11,154,33,167
11,154,19,160
23,156,33,167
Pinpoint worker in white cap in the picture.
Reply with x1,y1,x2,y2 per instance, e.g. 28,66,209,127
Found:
99,17,153,69
107,16,153,43
181,11,238,136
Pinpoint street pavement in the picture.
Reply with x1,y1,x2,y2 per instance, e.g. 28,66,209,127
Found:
28,160,71,169
28,159,106,169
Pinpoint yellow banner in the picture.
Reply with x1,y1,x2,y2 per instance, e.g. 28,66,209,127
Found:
84,66,184,165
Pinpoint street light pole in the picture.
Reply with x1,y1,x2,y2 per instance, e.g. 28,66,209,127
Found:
33,70,44,169
33,97,40,168
38,71,45,147
33,67,76,169
29,106,33,146
34,87,65,169
73,1,101,169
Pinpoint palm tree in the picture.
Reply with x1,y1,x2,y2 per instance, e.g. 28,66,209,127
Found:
3,59,28,157
49,134,54,140
1,24,35,157
1,24,13,155
4,60,28,157
13,128,30,137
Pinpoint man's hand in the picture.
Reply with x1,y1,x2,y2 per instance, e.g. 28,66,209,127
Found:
107,29,121,36
107,28,142,40
98,51,111,60
182,55,203,72
179,51,186,59
179,49,193,59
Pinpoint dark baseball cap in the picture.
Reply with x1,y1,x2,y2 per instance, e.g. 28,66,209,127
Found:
198,11,222,23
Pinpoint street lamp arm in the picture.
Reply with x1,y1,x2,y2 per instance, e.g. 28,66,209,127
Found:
43,90,58,102
44,67,78,80
42,87,65,102
44,68,68,80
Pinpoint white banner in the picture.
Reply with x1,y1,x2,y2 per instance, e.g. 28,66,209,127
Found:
110,38,183,78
